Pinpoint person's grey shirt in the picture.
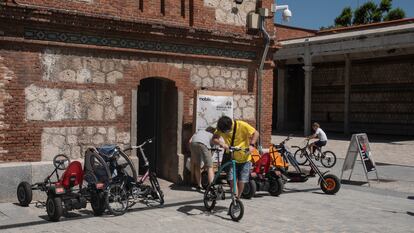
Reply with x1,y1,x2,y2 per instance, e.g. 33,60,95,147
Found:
191,130,213,148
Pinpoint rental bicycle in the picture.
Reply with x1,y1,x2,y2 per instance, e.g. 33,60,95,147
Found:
293,138,337,168
203,146,245,222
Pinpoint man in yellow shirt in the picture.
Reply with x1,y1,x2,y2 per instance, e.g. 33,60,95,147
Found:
213,116,259,198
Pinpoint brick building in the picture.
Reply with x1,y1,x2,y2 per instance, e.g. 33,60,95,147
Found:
273,19,414,136
0,0,277,183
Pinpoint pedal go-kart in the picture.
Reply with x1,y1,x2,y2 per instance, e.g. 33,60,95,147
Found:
241,149,285,199
17,153,110,221
273,136,341,195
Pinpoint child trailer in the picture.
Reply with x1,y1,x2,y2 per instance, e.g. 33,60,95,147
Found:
17,153,111,221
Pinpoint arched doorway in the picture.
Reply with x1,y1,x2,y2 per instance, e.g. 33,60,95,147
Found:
137,78,178,181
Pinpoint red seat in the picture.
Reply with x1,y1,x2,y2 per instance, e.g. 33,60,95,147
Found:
253,153,271,174
60,161,84,189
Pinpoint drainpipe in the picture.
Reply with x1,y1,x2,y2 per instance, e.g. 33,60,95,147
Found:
256,14,271,152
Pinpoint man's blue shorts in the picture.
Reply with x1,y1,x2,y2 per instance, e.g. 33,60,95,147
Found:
228,162,251,183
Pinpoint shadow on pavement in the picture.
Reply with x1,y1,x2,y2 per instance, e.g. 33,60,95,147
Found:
408,196,414,200
407,212,414,216
0,199,205,230
177,205,232,221
341,180,368,186
282,187,321,194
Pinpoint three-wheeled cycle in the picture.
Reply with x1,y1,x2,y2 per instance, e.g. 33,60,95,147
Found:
203,146,245,222
272,136,341,195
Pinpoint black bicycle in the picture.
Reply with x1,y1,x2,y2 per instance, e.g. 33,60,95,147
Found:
293,138,337,168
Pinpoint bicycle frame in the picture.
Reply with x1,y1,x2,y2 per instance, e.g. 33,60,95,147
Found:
212,159,237,197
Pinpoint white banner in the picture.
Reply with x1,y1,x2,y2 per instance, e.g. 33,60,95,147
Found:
195,91,233,132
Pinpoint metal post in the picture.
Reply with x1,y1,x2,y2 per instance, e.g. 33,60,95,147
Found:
344,54,351,135
303,41,313,136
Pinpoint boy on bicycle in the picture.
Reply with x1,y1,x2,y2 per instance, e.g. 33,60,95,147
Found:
213,116,259,198
308,122,328,155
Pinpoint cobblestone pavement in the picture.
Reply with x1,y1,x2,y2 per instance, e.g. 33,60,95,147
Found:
0,177,413,233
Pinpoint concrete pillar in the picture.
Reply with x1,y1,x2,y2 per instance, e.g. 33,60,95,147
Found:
303,42,313,136
344,54,351,135
277,67,286,131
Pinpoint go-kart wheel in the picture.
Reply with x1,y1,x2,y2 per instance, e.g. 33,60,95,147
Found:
201,171,209,190
53,154,71,170
269,177,284,196
203,185,217,211
321,151,337,168
294,149,308,165
91,191,106,216
241,179,256,199
320,174,341,195
150,175,164,206
17,182,32,207
229,199,244,222
106,184,129,216
46,196,63,222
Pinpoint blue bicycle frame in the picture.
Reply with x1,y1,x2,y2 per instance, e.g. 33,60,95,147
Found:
212,159,237,195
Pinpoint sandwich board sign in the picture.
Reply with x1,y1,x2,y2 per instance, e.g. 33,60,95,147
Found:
340,133,379,185
193,90,233,163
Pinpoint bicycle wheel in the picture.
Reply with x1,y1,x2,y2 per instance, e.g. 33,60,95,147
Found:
106,183,129,216
294,149,308,165
203,185,217,211
229,199,244,222
321,151,337,168
150,174,164,205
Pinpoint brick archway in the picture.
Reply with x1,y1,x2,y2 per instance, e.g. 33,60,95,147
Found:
124,62,194,183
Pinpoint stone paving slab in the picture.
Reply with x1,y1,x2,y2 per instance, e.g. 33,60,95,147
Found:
0,179,413,233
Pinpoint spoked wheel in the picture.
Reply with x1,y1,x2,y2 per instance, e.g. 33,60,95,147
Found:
320,151,337,168
203,185,217,211
320,174,341,195
46,196,63,222
150,174,164,206
229,199,244,222
294,149,308,165
17,182,32,206
106,184,129,216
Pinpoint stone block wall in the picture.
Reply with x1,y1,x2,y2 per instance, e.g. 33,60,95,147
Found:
0,46,260,161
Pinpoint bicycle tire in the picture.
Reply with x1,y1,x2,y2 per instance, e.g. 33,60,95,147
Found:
294,149,308,165
321,151,337,168
203,185,217,211
150,174,164,205
105,183,129,216
229,199,244,222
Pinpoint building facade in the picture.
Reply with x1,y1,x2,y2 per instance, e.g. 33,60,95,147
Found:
0,0,276,184
274,19,414,136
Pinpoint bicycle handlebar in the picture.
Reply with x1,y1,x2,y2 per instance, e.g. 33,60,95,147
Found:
123,138,154,152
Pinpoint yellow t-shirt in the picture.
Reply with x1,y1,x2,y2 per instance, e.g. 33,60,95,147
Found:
215,120,256,163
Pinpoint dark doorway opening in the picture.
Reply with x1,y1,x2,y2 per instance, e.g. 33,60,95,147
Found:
273,65,305,133
137,78,178,181
286,65,305,131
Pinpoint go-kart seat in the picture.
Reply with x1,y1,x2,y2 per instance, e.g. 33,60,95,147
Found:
97,145,117,159
60,161,84,189
253,153,271,174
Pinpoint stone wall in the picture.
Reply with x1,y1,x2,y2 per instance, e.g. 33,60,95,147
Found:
25,85,124,121
0,57,14,160
11,48,255,161
204,0,257,26
41,127,129,160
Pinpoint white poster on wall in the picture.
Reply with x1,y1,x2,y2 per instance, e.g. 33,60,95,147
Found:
194,90,233,164
194,90,234,132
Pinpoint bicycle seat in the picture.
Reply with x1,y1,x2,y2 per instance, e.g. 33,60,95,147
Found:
97,145,117,157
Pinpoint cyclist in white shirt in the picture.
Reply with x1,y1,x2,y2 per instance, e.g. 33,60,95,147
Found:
308,122,328,155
